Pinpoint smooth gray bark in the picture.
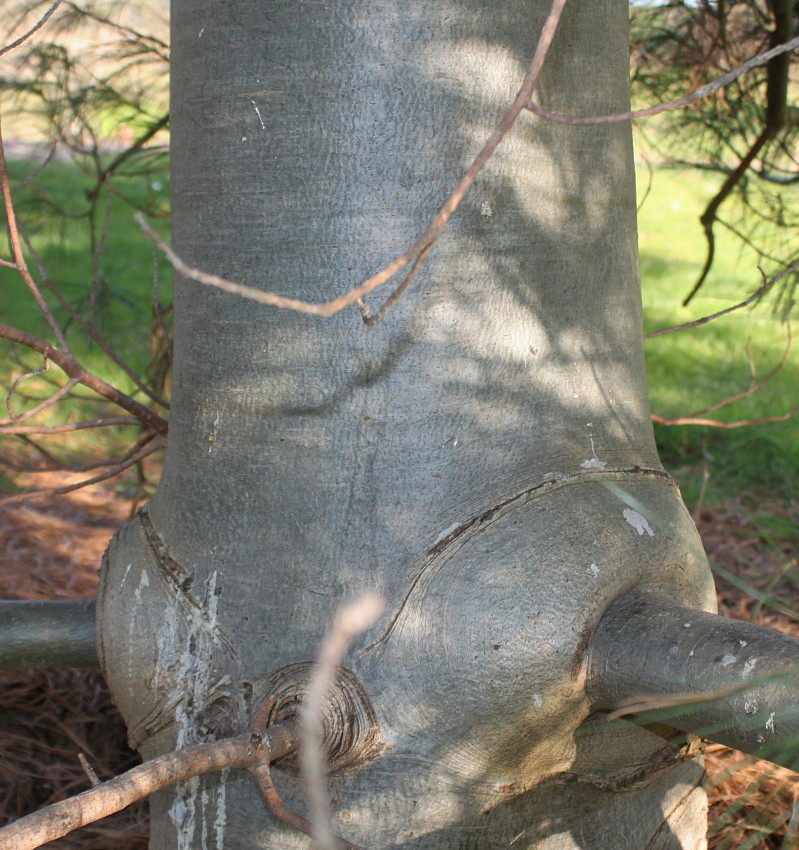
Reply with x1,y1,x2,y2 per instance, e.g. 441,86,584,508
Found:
99,1,717,847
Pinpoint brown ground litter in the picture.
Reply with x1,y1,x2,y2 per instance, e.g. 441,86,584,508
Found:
0,486,796,848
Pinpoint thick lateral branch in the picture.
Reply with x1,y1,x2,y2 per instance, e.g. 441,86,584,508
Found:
589,590,799,770
0,599,97,668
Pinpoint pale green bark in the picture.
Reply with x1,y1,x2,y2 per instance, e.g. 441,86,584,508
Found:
99,1,717,846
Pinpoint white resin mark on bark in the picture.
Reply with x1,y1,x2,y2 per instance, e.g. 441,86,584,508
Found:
120,562,133,589
214,770,228,849
623,509,654,537
161,573,228,847
744,698,758,715
532,693,543,708
128,568,149,701
480,200,493,216
133,568,150,605
198,27,204,37
208,413,220,453
766,712,776,734
251,100,266,130
720,654,737,667
589,563,600,575
743,657,758,676
434,522,462,546
169,775,199,849
580,428,607,470
201,788,210,850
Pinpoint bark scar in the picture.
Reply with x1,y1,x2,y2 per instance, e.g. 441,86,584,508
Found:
361,466,674,653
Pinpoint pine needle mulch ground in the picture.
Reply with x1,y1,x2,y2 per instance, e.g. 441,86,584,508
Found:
0,486,796,848
0,480,147,850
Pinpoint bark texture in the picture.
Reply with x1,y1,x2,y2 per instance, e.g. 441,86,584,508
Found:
99,1,716,846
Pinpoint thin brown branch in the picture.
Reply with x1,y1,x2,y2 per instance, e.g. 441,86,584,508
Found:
0,440,162,505
0,0,62,59
152,254,173,367
0,416,140,436
6,359,51,418
248,722,359,850
357,244,433,326
17,225,170,409
526,34,799,126
11,144,58,193
0,323,168,435
684,128,772,306
138,0,570,325
1,430,157,474
652,406,799,429
644,261,799,338
0,729,291,850
62,0,170,56
0,376,80,425
301,594,384,850
653,322,793,428
88,179,114,327
98,113,170,184
0,118,70,352
77,754,100,788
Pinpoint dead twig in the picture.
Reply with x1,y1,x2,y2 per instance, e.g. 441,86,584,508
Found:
1,430,156,474
0,440,162,506
652,405,799,429
0,0,62,59
644,262,799,339
526,34,799,126
0,324,168,436
0,118,69,353
301,594,384,850
0,721,297,850
652,323,796,428
0,416,141,436
1,377,80,426
138,0,570,325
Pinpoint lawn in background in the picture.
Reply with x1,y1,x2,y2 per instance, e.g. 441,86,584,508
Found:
638,163,799,504
2,153,798,504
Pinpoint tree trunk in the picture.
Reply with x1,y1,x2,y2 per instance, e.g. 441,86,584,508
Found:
98,1,717,846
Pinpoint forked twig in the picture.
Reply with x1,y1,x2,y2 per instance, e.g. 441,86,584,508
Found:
0,440,163,505
644,262,799,339
0,118,70,352
0,324,168,436
526,34,799,126
1,376,80,426
137,0,570,325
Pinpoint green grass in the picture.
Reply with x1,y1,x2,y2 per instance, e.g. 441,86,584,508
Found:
1,155,171,378
0,155,170,479
3,155,798,503
638,164,799,503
